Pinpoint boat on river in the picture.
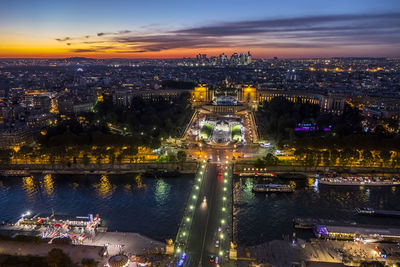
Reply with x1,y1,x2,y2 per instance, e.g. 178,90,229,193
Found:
319,176,400,186
252,184,293,193
293,217,338,229
355,207,400,217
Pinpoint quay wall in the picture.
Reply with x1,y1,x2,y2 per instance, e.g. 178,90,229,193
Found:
0,161,198,176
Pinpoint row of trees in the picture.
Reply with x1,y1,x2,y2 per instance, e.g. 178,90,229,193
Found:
0,145,188,166
253,149,400,168
254,153,278,168
293,148,400,168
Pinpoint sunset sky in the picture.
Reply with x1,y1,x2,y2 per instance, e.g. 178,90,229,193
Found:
0,0,399,58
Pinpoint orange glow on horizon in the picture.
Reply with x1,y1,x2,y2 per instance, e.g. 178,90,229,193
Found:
0,36,385,59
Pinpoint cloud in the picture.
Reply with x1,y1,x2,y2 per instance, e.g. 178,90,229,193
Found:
63,13,400,55
97,30,131,37
114,50,147,53
118,30,131,34
69,45,117,53
70,48,98,53
55,37,70,42
174,13,400,36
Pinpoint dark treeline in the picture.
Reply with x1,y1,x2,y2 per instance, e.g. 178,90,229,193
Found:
255,97,400,168
256,97,399,149
0,93,192,165
257,96,326,145
40,92,192,149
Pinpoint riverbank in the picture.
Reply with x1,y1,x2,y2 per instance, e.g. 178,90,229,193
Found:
238,238,400,266
0,231,168,266
0,161,198,176
85,231,166,256
0,240,106,265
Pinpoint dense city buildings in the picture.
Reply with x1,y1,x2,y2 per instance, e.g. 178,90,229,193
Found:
1,0,400,266
1,57,399,149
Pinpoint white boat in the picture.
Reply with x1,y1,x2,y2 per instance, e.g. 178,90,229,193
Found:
319,177,400,186
252,184,293,193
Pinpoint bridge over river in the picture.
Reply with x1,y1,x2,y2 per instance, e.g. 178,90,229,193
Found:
175,148,234,266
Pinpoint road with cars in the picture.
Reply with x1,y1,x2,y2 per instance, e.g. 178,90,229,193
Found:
184,149,230,266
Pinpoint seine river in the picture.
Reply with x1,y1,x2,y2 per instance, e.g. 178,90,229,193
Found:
0,174,193,241
1,174,400,246
234,177,400,246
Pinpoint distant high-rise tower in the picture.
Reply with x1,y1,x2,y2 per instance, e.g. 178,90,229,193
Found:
240,53,246,65
247,51,252,64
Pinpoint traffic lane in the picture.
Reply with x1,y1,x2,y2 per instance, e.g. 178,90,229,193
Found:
202,165,223,267
185,164,213,266
186,164,217,267
198,163,219,266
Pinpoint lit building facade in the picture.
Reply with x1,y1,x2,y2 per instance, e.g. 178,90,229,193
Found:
257,90,345,114
191,84,213,104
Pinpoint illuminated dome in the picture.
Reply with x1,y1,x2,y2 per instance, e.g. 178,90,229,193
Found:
107,255,129,267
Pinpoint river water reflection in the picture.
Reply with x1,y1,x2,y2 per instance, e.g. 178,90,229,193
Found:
0,174,193,241
234,177,400,246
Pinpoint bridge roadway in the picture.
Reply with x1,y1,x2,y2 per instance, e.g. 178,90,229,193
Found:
185,149,231,266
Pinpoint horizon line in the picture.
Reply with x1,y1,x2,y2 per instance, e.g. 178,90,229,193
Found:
1,56,399,60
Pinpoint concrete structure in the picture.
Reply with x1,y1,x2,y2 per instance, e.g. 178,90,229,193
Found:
257,90,345,114
113,89,191,107
238,85,257,106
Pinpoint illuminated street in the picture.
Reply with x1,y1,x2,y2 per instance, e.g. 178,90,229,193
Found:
181,148,233,266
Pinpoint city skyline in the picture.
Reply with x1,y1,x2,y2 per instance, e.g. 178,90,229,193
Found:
1,0,400,59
